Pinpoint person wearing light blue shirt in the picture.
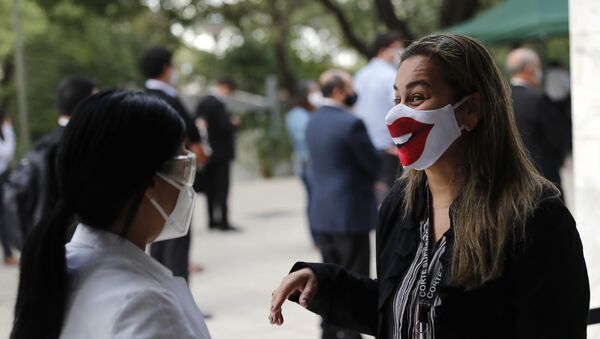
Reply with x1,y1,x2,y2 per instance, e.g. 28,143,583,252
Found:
0,116,16,265
285,81,319,245
353,32,405,202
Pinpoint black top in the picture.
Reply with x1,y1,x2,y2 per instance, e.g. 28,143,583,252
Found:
195,95,235,162
292,181,590,338
511,85,569,186
145,88,201,144
34,126,65,224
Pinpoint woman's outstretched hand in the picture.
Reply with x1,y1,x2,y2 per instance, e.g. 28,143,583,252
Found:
269,267,318,326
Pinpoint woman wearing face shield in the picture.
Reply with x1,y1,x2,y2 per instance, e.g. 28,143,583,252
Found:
269,34,589,339
10,91,211,339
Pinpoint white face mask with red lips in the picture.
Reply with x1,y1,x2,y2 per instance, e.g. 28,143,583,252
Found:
385,95,470,170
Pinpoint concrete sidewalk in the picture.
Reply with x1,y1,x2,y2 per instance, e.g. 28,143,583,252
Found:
188,177,324,338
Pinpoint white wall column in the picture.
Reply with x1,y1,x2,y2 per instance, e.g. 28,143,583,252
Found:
570,0,600,334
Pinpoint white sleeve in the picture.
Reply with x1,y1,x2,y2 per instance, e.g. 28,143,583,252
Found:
0,123,16,161
110,289,197,339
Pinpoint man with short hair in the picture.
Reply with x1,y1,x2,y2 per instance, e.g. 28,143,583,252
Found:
140,46,202,281
306,69,380,339
506,48,569,193
353,32,405,202
40,75,97,218
3,75,96,250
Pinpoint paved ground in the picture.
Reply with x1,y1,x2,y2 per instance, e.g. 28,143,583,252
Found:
0,174,599,338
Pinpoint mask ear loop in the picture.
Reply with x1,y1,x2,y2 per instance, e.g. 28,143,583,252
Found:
452,95,471,109
147,195,170,221
454,95,473,132
156,172,184,190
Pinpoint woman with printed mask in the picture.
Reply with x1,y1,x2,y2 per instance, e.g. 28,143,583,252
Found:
11,91,211,339
269,34,589,339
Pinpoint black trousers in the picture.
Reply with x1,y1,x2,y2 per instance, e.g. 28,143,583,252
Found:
0,171,13,258
205,160,231,227
318,232,370,339
150,228,191,282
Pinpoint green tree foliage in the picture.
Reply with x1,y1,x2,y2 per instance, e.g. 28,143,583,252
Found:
0,0,176,142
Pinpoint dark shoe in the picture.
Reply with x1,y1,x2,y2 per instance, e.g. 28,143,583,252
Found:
218,224,241,232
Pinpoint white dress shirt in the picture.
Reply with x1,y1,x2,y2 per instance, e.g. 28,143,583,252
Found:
60,225,211,339
0,123,16,175
353,58,397,150
145,79,177,98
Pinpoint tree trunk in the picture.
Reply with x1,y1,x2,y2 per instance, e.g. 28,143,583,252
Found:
316,0,371,58
267,0,297,94
439,0,480,28
374,0,414,41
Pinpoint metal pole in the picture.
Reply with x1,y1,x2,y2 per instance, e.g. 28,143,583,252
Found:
12,0,31,150
265,75,280,136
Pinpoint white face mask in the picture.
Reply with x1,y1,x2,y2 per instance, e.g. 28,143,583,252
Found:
308,91,323,108
169,70,179,86
391,48,404,67
385,96,470,170
149,173,196,242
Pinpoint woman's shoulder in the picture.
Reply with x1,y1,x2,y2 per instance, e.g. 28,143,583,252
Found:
109,288,197,338
63,261,196,338
528,194,575,233
66,245,172,300
517,194,580,256
380,180,408,214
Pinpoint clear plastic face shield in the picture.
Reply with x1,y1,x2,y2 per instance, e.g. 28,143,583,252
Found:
156,150,197,188
150,150,197,243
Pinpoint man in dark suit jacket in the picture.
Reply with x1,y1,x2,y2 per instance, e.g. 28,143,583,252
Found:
140,46,202,281
305,69,381,339
1,75,95,264
39,75,97,223
506,48,569,192
195,78,240,232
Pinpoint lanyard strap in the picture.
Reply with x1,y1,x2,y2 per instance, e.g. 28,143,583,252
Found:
416,224,444,319
416,187,444,326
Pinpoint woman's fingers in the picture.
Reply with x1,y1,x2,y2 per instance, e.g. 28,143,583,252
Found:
270,279,295,318
298,273,318,308
269,268,317,326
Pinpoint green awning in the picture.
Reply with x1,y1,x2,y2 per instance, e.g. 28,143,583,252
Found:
443,0,568,44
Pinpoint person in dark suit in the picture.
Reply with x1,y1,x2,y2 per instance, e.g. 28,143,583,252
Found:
140,46,202,281
506,48,570,193
269,34,589,338
195,79,240,232
303,69,381,339
36,75,97,229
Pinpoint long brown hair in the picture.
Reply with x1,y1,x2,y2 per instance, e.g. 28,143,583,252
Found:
399,34,557,289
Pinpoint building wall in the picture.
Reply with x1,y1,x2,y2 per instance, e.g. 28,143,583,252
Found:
570,0,600,335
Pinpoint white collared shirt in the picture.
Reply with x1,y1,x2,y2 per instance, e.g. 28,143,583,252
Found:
319,97,351,111
0,123,16,174
353,58,397,150
145,79,177,98
60,225,211,339
510,77,530,87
